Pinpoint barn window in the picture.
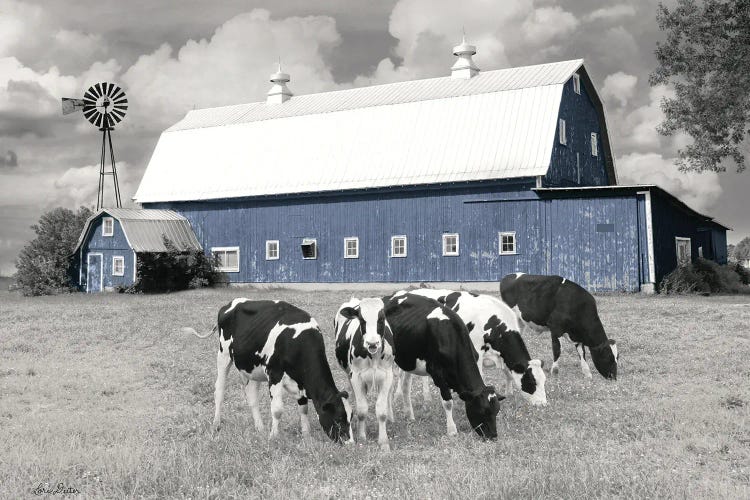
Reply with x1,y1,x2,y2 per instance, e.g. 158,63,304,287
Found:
266,240,279,260
112,256,124,276
499,232,517,255
211,247,240,272
442,233,459,256
391,236,407,258
591,132,598,157
301,238,317,259
573,74,581,94
558,119,567,145
676,237,691,266
102,217,114,237
344,237,359,259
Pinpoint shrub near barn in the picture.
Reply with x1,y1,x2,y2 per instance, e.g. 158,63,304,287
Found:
126,236,224,293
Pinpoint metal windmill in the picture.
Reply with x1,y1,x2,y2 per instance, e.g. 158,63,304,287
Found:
62,83,128,210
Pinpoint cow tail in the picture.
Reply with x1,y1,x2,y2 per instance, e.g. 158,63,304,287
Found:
181,324,218,339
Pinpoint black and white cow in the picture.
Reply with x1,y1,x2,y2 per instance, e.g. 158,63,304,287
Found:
183,298,353,442
407,289,547,406
334,297,396,450
500,273,618,380
384,293,503,439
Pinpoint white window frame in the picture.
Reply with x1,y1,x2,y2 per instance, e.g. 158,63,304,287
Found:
344,237,359,259
499,232,517,255
112,256,125,276
675,237,691,266
559,119,567,145
442,233,459,256
211,246,240,273
591,132,598,157
572,74,581,94
391,235,407,258
102,217,114,237
301,238,317,260
265,240,279,261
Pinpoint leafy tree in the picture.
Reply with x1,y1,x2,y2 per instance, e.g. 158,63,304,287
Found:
727,243,736,261
14,206,93,296
733,236,750,260
651,0,750,172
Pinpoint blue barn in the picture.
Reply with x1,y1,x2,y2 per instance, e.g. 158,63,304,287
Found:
132,42,728,292
72,208,202,292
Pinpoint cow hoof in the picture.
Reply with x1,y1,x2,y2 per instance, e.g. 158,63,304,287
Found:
447,428,458,437
379,442,391,452
551,365,559,375
211,423,221,434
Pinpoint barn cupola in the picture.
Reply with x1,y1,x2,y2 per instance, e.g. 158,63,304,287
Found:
267,62,293,104
451,35,479,79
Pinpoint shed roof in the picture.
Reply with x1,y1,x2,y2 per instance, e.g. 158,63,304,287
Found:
73,208,202,253
134,59,605,203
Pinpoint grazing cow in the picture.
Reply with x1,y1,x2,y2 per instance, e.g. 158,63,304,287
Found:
384,293,503,439
183,299,352,442
407,289,547,406
334,297,396,450
500,273,618,380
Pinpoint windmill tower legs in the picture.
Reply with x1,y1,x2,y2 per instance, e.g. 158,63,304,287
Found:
97,126,122,210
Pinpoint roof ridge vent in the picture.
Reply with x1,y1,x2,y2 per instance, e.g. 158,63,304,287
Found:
267,60,292,104
451,35,479,79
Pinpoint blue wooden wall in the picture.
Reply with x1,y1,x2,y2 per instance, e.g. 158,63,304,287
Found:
650,191,728,285
146,181,653,291
544,74,609,188
79,215,135,291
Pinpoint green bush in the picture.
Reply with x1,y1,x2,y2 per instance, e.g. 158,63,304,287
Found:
14,206,93,296
660,258,750,294
129,237,225,293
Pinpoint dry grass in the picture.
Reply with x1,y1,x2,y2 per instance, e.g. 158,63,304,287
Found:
1,287,749,499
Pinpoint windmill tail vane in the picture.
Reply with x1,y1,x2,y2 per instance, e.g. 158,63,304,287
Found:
61,82,128,210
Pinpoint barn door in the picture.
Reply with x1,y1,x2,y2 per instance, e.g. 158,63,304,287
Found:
87,253,103,293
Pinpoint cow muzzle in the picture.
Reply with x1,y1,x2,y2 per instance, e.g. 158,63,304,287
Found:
364,339,381,355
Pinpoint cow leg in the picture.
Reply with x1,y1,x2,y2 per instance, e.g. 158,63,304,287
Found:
550,333,562,375
268,381,285,439
421,376,432,403
375,369,394,451
212,349,232,433
575,343,593,379
503,366,516,396
350,372,369,442
439,388,458,436
244,380,265,432
297,399,311,439
400,372,415,421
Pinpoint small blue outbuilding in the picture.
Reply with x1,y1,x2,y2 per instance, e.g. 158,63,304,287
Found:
72,208,202,292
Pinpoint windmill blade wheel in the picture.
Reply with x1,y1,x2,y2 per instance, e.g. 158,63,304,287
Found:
81,82,128,129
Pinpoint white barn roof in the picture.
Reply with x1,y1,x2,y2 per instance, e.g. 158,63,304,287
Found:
134,59,587,203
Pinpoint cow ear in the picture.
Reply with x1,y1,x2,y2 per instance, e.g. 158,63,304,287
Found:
338,390,349,400
339,307,359,319
609,339,616,345
512,363,526,374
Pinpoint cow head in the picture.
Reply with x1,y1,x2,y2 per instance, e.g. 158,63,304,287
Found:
319,391,353,443
338,298,392,357
460,385,503,439
590,339,618,380
510,359,547,406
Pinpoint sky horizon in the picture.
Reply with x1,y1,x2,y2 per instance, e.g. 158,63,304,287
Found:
1,0,748,276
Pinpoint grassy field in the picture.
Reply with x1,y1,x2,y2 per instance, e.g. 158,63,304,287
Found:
1,286,749,499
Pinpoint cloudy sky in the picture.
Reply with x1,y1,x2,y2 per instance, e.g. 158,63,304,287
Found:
1,0,748,275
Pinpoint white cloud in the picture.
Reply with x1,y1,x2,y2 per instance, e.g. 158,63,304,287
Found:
601,71,638,107
122,9,342,129
522,7,579,46
617,152,722,213
584,5,637,23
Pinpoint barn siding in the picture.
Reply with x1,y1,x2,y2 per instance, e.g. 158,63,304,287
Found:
80,216,135,290
650,190,727,287
544,75,609,188
546,196,641,292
